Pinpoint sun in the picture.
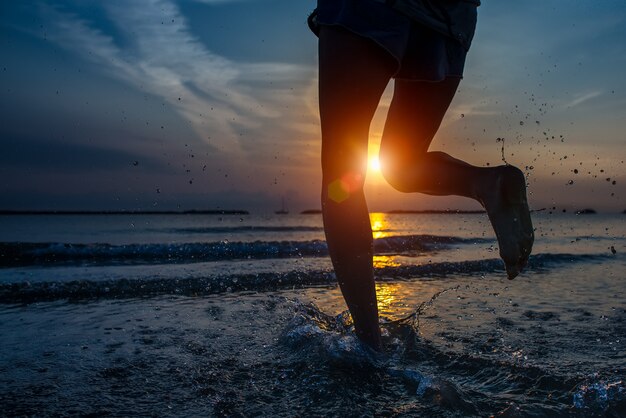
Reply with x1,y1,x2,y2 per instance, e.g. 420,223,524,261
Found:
369,155,381,173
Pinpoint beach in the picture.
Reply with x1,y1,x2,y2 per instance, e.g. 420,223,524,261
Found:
1,212,625,416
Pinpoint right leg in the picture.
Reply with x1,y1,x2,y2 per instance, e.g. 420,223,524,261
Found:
319,25,396,350
379,78,534,279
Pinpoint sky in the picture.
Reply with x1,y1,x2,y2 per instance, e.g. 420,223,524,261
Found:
1,0,625,213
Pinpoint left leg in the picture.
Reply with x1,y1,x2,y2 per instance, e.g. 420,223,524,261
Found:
319,26,397,350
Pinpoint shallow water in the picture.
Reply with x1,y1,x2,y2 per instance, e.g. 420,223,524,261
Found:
0,212,625,416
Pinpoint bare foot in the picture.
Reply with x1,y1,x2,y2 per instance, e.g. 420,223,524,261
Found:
478,165,534,279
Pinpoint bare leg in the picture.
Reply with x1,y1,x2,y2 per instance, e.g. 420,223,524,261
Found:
380,79,534,279
319,26,396,350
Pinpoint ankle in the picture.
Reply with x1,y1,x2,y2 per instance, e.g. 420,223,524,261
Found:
471,166,496,202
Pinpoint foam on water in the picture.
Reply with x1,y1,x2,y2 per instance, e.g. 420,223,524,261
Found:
0,234,492,268
0,251,621,302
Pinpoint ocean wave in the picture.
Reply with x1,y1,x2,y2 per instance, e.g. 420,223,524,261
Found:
0,235,490,268
0,252,616,303
0,240,326,267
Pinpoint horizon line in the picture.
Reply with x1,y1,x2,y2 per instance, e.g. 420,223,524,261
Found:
0,208,623,215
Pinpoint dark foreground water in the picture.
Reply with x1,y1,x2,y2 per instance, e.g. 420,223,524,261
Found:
0,213,624,416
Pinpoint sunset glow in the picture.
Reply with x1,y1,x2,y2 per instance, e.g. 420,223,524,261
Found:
369,155,381,173
0,1,624,212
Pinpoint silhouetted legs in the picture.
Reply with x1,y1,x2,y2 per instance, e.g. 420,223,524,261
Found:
318,26,533,350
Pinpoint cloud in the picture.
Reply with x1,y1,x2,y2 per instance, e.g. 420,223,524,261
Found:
564,90,603,108
40,0,316,156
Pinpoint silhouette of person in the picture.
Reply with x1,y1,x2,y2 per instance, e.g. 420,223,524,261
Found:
309,0,533,350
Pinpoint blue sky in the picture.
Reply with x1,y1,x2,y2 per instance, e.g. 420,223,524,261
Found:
1,0,624,212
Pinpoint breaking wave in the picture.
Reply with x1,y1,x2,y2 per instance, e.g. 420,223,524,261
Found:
0,235,491,267
0,252,616,303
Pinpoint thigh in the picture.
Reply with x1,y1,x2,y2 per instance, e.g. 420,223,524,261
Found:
380,77,460,165
319,26,396,179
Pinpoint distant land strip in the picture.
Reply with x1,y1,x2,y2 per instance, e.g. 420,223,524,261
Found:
0,210,249,215
299,209,486,215
384,209,486,214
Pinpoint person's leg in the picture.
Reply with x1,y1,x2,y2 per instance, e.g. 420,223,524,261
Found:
380,78,534,279
319,26,396,350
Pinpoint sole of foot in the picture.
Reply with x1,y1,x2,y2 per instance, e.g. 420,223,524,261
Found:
480,165,534,279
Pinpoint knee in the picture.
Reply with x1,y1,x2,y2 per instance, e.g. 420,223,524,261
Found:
379,149,424,193
380,164,413,193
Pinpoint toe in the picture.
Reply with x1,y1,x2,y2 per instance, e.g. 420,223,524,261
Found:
505,263,520,280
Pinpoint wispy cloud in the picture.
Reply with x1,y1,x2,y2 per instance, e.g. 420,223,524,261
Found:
564,90,603,108
40,0,317,155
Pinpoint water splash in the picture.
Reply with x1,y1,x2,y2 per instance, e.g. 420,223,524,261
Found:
572,378,625,411
281,301,384,369
280,289,479,412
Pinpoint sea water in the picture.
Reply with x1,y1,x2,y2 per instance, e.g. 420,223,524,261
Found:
0,212,624,416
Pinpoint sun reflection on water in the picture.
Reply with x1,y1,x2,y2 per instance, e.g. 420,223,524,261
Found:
372,255,400,268
375,282,401,317
370,212,390,239
374,281,447,320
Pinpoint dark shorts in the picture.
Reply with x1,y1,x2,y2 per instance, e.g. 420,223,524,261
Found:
314,0,468,81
